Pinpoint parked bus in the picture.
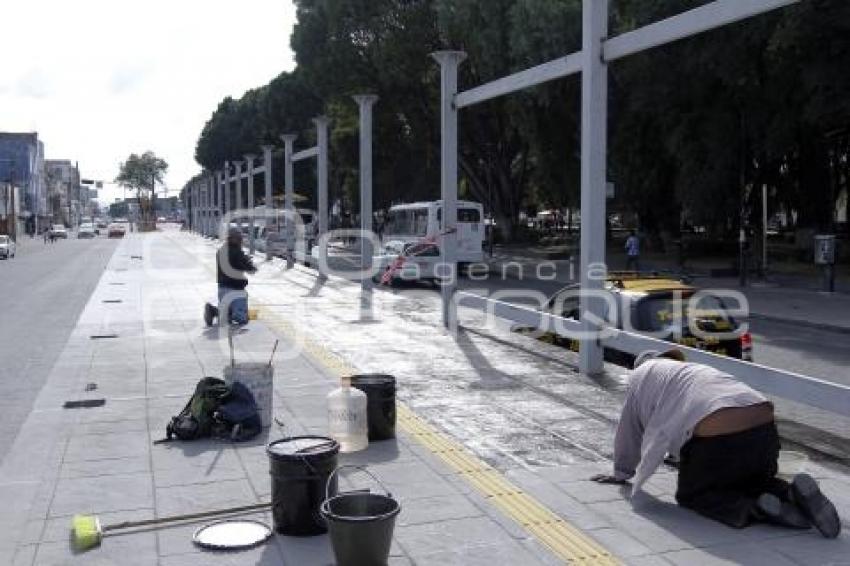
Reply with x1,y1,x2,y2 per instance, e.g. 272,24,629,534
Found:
382,200,485,264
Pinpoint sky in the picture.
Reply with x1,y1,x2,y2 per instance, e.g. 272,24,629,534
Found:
0,0,298,205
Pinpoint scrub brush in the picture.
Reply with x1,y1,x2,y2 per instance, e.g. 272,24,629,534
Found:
72,502,270,551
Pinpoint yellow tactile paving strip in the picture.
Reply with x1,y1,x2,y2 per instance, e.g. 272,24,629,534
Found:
258,306,619,565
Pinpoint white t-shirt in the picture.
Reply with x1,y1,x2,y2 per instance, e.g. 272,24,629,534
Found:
613,359,767,494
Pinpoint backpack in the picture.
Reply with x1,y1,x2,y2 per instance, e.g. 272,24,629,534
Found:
157,377,261,443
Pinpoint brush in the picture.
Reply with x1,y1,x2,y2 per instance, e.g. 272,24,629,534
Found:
72,502,270,551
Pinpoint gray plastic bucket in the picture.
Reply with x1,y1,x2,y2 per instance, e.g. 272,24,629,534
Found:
320,465,401,566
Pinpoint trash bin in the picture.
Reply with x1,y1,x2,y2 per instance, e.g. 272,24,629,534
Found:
350,375,396,441
267,436,340,535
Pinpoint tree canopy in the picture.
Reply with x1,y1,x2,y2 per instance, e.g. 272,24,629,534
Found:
193,0,850,241
117,151,168,196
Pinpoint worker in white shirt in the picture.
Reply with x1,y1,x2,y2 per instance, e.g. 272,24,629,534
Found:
591,349,840,538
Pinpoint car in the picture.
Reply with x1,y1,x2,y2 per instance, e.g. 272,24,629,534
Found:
0,235,16,259
107,223,126,238
49,224,68,239
372,240,441,283
514,273,753,366
78,223,96,239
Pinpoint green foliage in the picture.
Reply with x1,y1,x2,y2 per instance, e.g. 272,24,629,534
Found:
116,151,168,196
192,0,850,241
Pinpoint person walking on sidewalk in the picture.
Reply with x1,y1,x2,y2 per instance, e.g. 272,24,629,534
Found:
625,230,640,271
205,228,257,327
591,349,841,537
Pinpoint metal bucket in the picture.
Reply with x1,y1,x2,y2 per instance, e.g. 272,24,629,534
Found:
320,465,401,566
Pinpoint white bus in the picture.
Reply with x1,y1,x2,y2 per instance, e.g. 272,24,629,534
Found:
382,200,485,263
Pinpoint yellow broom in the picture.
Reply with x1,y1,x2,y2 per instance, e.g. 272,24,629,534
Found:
72,502,270,551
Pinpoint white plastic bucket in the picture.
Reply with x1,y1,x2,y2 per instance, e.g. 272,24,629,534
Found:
225,362,273,428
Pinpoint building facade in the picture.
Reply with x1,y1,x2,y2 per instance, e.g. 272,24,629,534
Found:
45,159,81,226
0,132,47,234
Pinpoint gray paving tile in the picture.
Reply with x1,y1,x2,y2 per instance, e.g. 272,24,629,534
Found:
49,473,153,517
155,478,259,516
33,530,156,566
394,516,513,558
769,531,850,565
662,542,801,565
63,432,149,462
411,539,548,566
394,494,482,527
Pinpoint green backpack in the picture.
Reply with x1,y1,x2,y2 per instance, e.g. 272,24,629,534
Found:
162,377,231,441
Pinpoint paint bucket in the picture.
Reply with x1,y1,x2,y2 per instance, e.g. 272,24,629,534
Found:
225,362,273,428
320,465,401,566
267,436,340,536
350,374,396,441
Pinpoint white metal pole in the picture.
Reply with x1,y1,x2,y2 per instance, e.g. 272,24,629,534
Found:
245,154,256,254
281,135,297,261
354,95,379,302
432,51,467,330
578,0,608,376
314,116,330,271
223,161,231,235
234,160,244,234
262,145,274,259
217,170,224,237
762,184,768,275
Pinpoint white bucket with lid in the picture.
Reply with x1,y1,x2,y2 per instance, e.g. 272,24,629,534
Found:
225,362,273,428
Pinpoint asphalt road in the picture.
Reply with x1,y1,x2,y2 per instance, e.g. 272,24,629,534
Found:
0,233,118,464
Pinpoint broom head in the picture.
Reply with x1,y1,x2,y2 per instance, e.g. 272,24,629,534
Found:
72,514,103,551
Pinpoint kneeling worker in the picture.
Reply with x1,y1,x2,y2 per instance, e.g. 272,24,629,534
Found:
204,228,257,327
592,349,840,537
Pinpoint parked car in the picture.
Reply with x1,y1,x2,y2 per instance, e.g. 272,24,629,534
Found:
49,224,68,239
107,223,126,238
0,235,16,259
78,223,96,239
514,273,753,366
373,240,441,283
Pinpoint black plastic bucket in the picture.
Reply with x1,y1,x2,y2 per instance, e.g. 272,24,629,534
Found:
320,466,401,566
267,436,340,536
350,374,396,441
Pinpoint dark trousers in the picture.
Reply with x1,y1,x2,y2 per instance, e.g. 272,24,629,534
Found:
676,422,790,528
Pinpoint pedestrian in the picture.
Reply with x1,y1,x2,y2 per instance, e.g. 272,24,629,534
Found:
625,230,640,271
204,228,257,327
43,229,48,244
591,349,840,537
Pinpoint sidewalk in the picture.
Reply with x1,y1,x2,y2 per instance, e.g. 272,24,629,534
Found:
486,247,850,333
1,229,848,565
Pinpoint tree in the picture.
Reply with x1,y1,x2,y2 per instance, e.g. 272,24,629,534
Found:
116,151,168,225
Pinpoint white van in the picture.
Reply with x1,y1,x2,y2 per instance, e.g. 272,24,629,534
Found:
381,200,484,264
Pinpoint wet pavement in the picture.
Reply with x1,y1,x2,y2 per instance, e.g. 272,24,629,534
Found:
2,228,849,565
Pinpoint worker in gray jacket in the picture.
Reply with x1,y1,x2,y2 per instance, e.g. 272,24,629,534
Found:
592,349,840,537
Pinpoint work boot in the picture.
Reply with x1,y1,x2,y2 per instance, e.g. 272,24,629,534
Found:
791,473,841,538
203,303,218,327
754,493,811,529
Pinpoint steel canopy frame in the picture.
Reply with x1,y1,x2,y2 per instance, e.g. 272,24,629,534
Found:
433,0,800,376
280,117,330,271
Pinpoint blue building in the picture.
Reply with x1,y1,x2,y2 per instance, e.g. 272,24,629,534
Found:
0,132,47,234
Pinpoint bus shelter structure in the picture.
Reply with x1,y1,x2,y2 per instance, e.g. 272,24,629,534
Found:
433,0,801,377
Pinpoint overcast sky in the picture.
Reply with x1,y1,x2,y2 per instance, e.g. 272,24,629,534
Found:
0,0,297,205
